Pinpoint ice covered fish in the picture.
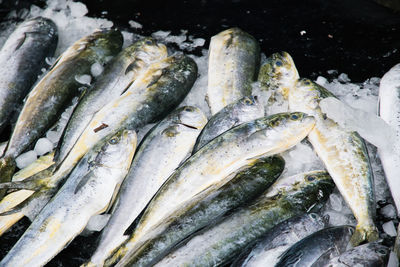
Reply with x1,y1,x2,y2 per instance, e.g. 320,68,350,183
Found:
87,106,207,266
151,171,334,267
0,53,198,223
105,112,316,265
0,130,137,267
378,63,400,215
288,78,377,245
0,152,54,236
116,156,285,267
55,37,168,164
256,52,299,112
322,242,389,267
232,212,328,267
193,95,264,153
207,27,260,115
0,17,57,135
275,225,354,267
0,28,123,196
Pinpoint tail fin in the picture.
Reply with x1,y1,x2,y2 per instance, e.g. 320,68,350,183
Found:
350,224,379,246
0,157,16,200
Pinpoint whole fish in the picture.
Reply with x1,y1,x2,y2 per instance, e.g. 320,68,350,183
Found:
232,213,328,267
275,226,354,267
288,77,377,246
0,130,137,267
0,54,198,218
321,242,389,267
151,171,334,267
105,112,316,265
256,51,299,113
55,37,168,164
87,106,207,266
378,63,400,215
206,27,260,115
193,95,264,153
0,17,57,134
115,156,285,267
0,28,123,196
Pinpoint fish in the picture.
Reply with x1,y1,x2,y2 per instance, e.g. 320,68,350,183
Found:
378,63,400,215
206,27,260,115
288,77,377,246
0,130,137,267
151,171,334,267
275,225,354,267
256,51,299,114
115,156,285,267
0,152,54,236
0,53,198,219
0,28,123,197
104,112,316,265
0,17,58,134
321,242,389,267
232,213,328,267
193,95,264,153
87,106,207,266
55,37,168,164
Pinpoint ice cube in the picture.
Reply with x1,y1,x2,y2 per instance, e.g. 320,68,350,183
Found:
380,204,397,219
34,138,54,156
91,62,104,77
46,131,60,144
16,151,38,169
388,251,399,267
75,74,91,85
128,20,142,29
68,1,88,18
382,220,397,237
315,76,327,86
338,73,351,83
329,193,343,212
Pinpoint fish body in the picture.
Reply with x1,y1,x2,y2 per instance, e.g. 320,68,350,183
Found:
232,213,327,267
378,63,400,215
88,106,207,266
0,28,123,194
207,27,260,115
0,130,137,267
117,156,285,267
193,96,264,153
288,78,377,245
56,37,167,163
322,242,389,267
0,17,58,134
105,112,316,265
151,171,334,267
275,226,354,267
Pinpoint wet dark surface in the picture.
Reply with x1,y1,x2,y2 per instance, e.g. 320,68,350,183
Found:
0,0,399,266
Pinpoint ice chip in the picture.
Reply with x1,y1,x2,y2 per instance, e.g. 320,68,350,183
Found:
86,214,111,232
315,76,327,86
338,73,351,83
34,138,54,156
382,220,397,237
46,131,60,144
128,20,142,29
16,151,38,169
68,1,88,17
192,38,205,47
329,193,343,212
75,74,92,85
91,62,104,77
152,30,171,39
388,251,399,267
380,204,397,219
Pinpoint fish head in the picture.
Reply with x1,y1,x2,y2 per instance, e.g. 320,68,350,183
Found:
258,51,299,97
234,96,265,119
22,17,58,37
251,112,315,151
125,37,168,66
175,106,208,130
96,130,137,169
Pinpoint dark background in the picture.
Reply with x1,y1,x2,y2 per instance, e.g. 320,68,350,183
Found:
0,0,399,265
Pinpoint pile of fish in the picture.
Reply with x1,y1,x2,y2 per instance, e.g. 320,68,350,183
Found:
0,14,397,267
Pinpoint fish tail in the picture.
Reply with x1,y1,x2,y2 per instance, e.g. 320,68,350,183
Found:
0,157,16,200
350,224,379,246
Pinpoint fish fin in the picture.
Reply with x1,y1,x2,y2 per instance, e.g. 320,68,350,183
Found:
14,33,27,51
47,53,62,71
0,157,16,200
125,60,142,75
0,190,41,216
120,80,134,96
123,205,147,236
279,250,303,265
350,224,379,246
74,171,94,194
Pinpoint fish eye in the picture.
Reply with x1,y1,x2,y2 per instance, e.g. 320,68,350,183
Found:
290,114,299,120
271,119,280,127
243,98,254,105
306,175,316,182
145,40,153,45
109,136,120,144
184,107,193,112
309,213,318,219
348,227,354,234
275,60,283,66
304,81,311,85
